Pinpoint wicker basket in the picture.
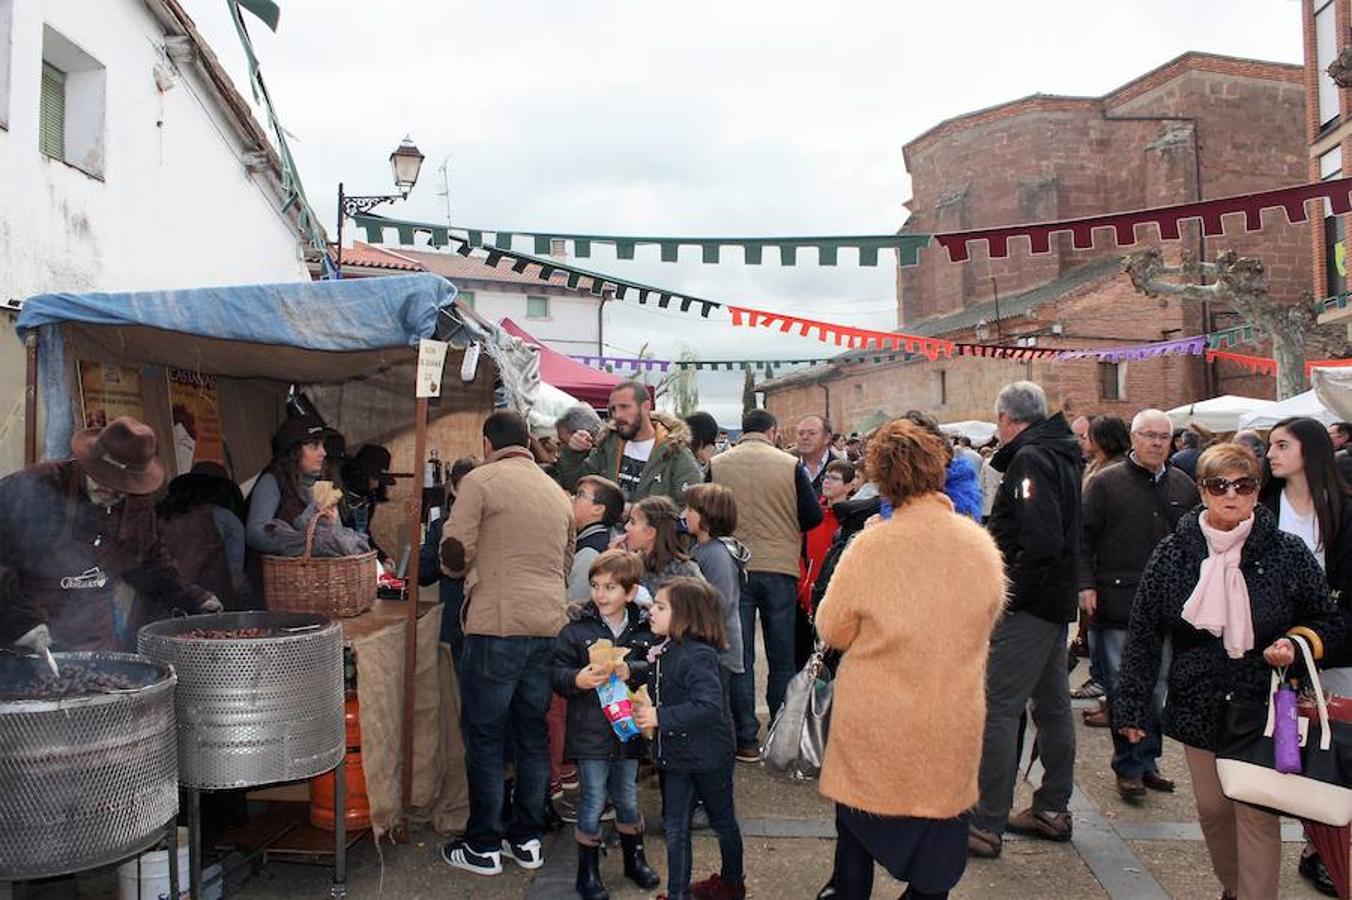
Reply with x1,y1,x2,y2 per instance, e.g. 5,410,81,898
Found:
262,516,377,618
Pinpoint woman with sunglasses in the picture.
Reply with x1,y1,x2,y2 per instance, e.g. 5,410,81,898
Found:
1116,443,1341,900
1261,416,1352,896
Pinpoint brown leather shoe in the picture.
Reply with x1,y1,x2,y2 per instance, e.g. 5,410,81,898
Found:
967,824,1003,858
1006,807,1072,842
1142,771,1176,793
1082,707,1110,728
1116,774,1146,801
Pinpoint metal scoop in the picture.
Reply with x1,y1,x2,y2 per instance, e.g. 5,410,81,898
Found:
40,647,59,678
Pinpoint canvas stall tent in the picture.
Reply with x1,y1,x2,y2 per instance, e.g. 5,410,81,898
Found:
1166,395,1274,433
939,420,997,446
498,316,630,410
1236,389,1339,430
15,273,541,837
1315,367,1352,423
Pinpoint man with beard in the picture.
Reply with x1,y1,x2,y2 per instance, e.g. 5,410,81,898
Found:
555,381,702,509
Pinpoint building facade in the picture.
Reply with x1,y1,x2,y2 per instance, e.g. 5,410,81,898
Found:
0,0,315,473
332,241,606,355
764,52,1317,432
1306,0,1352,331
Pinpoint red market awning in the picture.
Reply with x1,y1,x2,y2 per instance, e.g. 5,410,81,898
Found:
499,318,632,410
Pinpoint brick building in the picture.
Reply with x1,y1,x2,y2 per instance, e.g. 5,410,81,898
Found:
1306,0,1352,331
762,52,1316,433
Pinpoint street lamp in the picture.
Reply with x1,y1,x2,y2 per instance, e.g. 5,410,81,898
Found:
334,136,425,278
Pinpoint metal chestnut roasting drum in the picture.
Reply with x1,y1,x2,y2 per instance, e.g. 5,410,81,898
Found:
0,652,177,881
138,611,344,789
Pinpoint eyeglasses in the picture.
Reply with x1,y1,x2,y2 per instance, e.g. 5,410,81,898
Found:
1133,430,1173,443
1199,476,1259,497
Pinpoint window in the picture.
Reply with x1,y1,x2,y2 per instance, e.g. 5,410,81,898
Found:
936,370,948,406
457,290,475,310
1322,146,1343,181
38,26,106,178
38,63,63,158
526,295,549,319
1098,362,1125,401
1327,213,1347,296
1316,0,1339,129
549,238,567,258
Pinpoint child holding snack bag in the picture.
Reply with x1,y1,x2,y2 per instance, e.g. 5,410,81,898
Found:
551,550,661,899
633,577,745,900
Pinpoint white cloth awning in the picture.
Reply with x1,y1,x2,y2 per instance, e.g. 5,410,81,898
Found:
1166,395,1274,433
1236,389,1339,430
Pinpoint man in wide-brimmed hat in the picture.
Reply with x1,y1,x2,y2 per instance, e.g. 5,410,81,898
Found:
0,416,221,652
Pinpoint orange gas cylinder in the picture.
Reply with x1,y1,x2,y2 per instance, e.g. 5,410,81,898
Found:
309,694,371,830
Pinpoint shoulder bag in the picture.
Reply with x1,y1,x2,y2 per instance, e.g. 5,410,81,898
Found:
761,646,833,780
1215,634,1352,826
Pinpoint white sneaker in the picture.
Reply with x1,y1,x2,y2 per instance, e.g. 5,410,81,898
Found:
501,837,545,870
442,839,502,876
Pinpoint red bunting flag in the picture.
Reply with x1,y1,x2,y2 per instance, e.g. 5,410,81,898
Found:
1206,349,1277,375
728,306,955,360
936,177,1352,263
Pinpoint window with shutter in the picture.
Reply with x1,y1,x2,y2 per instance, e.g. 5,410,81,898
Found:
527,295,550,319
39,62,65,160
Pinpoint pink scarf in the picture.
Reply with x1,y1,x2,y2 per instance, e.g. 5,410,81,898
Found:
1181,511,1255,659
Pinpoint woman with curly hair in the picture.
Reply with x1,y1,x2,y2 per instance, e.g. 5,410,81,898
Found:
815,419,1006,900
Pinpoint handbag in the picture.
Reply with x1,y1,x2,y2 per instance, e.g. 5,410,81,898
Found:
760,646,833,780
1215,634,1352,826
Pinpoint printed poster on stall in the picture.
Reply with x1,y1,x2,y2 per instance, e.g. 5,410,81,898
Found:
167,367,224,472
77,361,144,429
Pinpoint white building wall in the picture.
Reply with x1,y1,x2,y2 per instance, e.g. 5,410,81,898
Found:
464,286,602,355
0,0,311,474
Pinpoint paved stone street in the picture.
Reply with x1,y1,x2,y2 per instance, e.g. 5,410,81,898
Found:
230,692,1330,899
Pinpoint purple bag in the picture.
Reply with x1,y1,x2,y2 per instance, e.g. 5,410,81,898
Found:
1273,683,1302,775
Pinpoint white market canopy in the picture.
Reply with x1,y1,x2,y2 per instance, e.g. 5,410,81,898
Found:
1313,367,1352,423
939,420,997,445
1236,389,1339,430
1166,395,1274,433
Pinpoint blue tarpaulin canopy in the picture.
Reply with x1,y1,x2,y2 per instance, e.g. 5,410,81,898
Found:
18,274,462,468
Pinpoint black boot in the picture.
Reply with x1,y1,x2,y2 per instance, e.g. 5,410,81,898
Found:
575,843,609,900
620,831,660,889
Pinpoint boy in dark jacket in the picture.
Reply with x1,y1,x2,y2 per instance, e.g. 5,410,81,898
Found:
552,550,661,898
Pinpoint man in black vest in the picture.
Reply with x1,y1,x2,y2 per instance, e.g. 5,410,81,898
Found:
1079,409,1198,801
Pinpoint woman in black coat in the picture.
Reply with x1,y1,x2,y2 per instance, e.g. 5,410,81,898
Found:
1117,443,1341,900
1260,415,1352,895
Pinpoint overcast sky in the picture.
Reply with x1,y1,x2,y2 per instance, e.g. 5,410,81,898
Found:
190,0,1304,426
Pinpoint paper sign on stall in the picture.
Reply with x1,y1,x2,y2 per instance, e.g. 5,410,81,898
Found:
166,368,224,471
416,339,449,398
77,362,144,428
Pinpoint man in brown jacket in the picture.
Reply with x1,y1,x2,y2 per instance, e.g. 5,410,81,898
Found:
711,408,823,761
439,410,574,878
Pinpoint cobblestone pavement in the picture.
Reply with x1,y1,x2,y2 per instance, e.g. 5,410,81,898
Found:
28,672,1329,899
224,694,1328,899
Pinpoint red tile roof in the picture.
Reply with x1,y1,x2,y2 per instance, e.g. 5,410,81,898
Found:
338,243,598,298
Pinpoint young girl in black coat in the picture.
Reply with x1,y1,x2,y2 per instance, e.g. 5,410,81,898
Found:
552,550,661,899
634,577,745,900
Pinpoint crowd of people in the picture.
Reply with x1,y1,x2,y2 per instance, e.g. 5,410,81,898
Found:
6,372,1352,899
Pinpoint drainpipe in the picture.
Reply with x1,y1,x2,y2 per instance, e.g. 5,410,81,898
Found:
819,382,832,429
598,290,610,355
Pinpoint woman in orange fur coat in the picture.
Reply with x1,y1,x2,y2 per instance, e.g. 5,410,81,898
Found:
814,419,1006,900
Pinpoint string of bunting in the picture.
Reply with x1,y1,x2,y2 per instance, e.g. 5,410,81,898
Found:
727,306,955,359
355,178,1352,269
1054,334,1208,362
225,0,333,276
1306,358,1352,376
569,355,843,372
1205,349,1277,375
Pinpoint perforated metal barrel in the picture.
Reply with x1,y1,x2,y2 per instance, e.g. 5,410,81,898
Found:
0,652,177,881
138,611,344,790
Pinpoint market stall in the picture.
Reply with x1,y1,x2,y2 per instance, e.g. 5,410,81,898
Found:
1166,394,1274,433
11,273,538,890
1236,389,1339,430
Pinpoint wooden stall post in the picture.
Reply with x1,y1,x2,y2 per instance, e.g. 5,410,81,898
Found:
400,395,429,828
24,332,37,466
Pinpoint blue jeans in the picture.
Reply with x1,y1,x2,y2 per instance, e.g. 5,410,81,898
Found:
1096,626,1170,779
662,764,743,900
731,571,798,747
459,634,554,851
575,758,640,839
